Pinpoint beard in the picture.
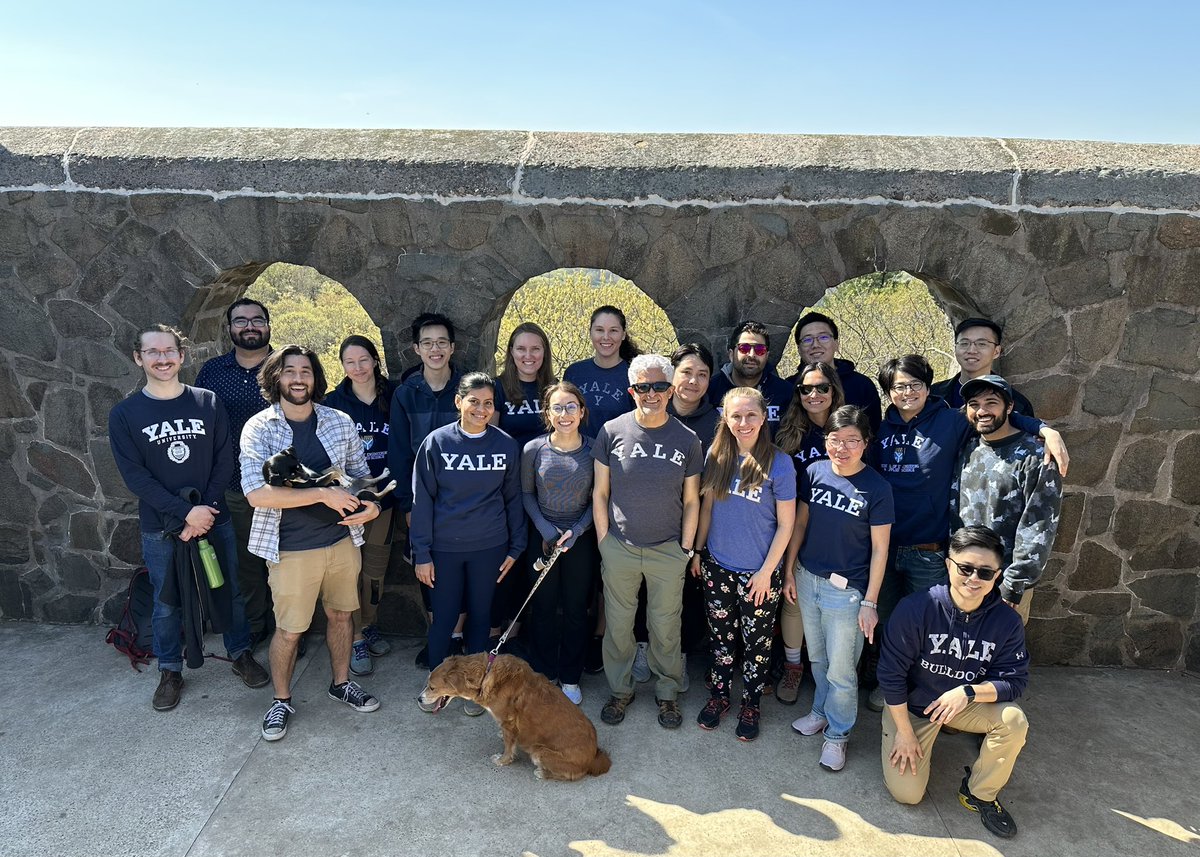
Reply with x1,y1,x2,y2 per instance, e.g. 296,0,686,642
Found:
281,385,312,406
973,410,1009,436
232,328,270,350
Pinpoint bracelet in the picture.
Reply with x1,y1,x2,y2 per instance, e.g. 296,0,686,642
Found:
859,599,878,609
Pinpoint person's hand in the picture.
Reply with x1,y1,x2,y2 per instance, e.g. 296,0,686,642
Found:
888,729,924,775
179,524,201,542
340,499,379,526
782,572,797,605
1041,428,1070,477
320,486,362,516
555,529,573,551
858,603,878,643
747,568,773,606
185,505,217,535
924,686,970,725
497,555,517,583
405,511,412,528
415,562,435,586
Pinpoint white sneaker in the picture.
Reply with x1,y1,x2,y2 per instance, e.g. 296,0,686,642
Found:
632,642,651,683
820,740,847,772
561,683,583,705
791,711,829,736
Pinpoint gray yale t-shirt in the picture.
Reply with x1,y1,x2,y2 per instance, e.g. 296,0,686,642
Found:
593,412,703,547
278,414,347,552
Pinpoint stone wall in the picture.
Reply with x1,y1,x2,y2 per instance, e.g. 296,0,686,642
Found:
1,128,1197,669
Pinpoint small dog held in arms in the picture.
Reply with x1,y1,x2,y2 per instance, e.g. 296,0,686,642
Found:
420,654,611,781
261,446,397,501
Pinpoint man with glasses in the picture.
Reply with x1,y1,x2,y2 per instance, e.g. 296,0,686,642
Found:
707,320,793,433
110,324,269,711
878,525,1029,840
593,354,703,730
952,375,1062,624
196,298,275,646
931,318,1034,416
790,312,882,433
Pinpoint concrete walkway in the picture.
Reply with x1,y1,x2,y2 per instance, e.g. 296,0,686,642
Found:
3,622,1197,857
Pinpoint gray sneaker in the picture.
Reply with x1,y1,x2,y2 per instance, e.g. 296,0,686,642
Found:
867,686,886,712
820,740,847,772
632,642,651,683
362,625,392,657
350,640,374,676
463,699,486,716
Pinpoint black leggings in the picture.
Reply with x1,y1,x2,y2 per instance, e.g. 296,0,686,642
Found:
701,552,781,708
527,529,599,685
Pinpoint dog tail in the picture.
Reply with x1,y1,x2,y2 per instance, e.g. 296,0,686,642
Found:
588,748,612,776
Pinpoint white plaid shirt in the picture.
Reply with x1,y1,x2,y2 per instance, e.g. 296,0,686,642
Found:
240,402,369,563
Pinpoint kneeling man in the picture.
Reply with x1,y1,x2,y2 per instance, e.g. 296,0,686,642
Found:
877,525,1028,839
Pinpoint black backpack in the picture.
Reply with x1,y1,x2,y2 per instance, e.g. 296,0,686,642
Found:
105,567,156,671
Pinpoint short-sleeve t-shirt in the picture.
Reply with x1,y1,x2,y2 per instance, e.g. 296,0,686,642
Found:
278,414,346,551
799,459,894,595
592,412,703,547
706,449,797,574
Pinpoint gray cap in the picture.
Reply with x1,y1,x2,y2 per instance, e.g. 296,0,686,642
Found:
961,374,1013,404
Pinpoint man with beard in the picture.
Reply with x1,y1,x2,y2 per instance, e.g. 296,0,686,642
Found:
707,320,793,434
196,298,274,644
951,375,1062,624
239,345,382,741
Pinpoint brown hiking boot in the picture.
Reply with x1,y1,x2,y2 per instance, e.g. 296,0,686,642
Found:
776,662,804,705
656,697,683,729
600,694,634,725
232,650,270,689
153,670,183,711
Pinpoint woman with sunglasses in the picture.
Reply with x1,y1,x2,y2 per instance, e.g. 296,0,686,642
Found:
775,361,845,704
690,388,796,741
563,305,640,439
788,405,893,773
521,381,597,704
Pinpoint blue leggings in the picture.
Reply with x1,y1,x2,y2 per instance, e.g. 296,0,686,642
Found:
427,545,509,671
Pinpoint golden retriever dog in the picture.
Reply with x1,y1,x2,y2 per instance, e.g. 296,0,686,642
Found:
420,653,611,781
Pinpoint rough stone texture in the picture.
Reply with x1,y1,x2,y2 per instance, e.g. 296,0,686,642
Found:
0,127,1197,667
1128,572,1199,619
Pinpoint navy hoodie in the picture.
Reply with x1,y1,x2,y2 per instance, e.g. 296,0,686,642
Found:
788,357,881,434
878,583,1029,717
708,363,794,431
387,368,463,513
668,398,719,454
323,378,394,509
872,396,1042,546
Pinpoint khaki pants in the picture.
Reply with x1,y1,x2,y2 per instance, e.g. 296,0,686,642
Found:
1012,589,1032,625
355,507,394,629
881,701,1028,803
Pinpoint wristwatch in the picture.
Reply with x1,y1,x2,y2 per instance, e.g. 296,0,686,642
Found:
681,544,695,559
963,685,976,702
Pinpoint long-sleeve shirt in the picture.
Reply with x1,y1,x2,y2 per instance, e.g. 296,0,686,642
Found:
521,434,594,549
386,368,462,513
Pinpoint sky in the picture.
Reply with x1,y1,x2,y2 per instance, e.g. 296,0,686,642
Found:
5,1,1199,144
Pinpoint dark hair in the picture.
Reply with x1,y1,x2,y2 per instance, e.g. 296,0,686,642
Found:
727,319,770,351
670,342,715,373
134,323,185,353
410,312,456,344
825,404,872,443
539,381,587,432
227,298,270,327
795,311,839,343
456,371,494,398
775,361,845,453
590,305,641,362
878,354,934,391
498,322,556,408
955,317,1004,343
949,525,1005,565
258,344,327,404
338,335,393,413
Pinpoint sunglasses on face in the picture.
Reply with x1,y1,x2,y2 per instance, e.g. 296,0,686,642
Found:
736,343,768,356
946,556,1000,582
630,381,672,394
799,383,831,396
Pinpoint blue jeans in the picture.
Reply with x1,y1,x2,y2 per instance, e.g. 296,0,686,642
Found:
878,546,947,624
142,519,252,672
798,568,865,743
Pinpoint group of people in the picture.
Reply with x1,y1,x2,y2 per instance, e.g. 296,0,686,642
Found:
108,300,1064,840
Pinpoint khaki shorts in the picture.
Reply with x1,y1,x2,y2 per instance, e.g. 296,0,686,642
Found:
268,537,361,632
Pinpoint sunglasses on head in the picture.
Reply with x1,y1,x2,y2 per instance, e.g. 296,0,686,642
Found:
630,381,672,394
736,343,768,356
946,556,999,582
799,383,831,395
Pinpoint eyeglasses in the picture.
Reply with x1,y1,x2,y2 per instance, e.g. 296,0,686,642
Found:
418,338,452,350
630,381,672,394
824,437,863,449
138,348,180,360
548,403,580,415
946,556,999,582
955,338,997,350
890,381,926,394
799,334,833,347
230,317,269,329
799,383,831,396
736,343,768,356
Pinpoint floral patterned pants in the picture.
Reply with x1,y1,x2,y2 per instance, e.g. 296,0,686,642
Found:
700,552,782,707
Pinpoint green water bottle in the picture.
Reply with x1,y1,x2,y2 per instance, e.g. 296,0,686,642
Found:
197,538,224,589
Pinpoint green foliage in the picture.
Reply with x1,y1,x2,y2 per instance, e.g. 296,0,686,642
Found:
245,263,387,386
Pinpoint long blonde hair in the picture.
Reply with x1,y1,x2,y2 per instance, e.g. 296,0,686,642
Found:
701,387,777,499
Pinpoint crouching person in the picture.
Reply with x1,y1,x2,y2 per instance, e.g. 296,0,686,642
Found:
877,525,1029,840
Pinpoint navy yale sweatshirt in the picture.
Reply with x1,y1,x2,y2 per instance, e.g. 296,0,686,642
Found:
410,423,527,564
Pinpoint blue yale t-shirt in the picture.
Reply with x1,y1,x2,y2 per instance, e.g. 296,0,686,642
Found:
706,450,797,574
494,378,545,450
564,359,634,438
798,459,894,595
278,414,347,552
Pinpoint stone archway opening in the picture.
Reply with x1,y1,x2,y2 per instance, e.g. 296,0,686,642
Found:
495,268,679,375
776,271,956,385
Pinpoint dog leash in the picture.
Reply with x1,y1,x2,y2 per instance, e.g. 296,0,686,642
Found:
485,543,566,674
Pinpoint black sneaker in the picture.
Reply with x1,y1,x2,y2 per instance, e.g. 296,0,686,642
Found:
328,680,381,713
152,670,183,711
414,644,429,669
584,636,605,674
735,704,761,741
600,694,634,725
697,696,730,730
449,636,465,657
958,767,1018,839
231,650,270,688
261,699,294,742
656,697,683,729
